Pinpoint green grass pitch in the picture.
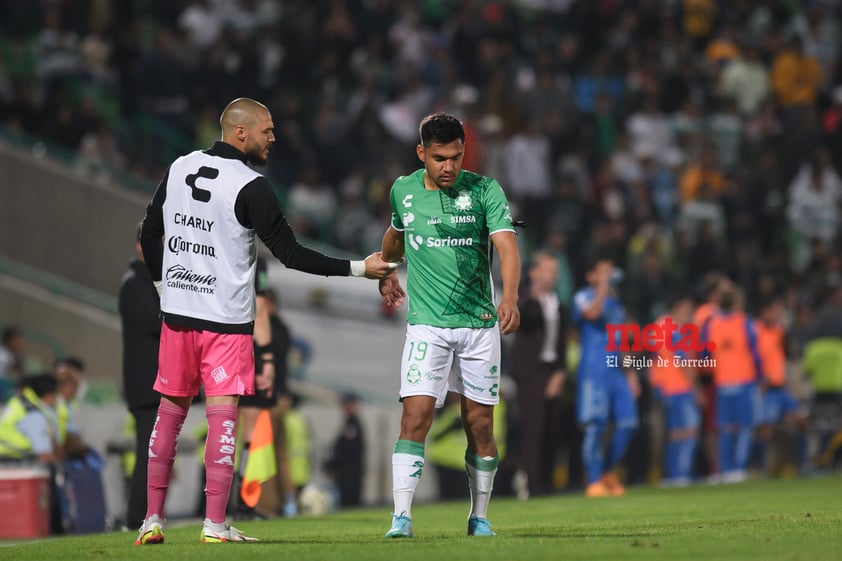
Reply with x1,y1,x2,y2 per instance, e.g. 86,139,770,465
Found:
3,476,840,561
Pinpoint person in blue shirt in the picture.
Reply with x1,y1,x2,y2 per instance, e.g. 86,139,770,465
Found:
572,256,639,497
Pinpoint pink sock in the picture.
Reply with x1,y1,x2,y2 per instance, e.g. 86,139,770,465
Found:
204,404,238,524
146,400,188,519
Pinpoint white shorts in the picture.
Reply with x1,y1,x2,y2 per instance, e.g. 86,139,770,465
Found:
399,324,501,408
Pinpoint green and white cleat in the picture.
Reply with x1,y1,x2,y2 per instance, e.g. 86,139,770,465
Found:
384,512,414,538
200,519,259,543
467,515,496,536
135,514,165,545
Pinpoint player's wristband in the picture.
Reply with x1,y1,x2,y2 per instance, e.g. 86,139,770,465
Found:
349,260,366,277
153,280,162,298
255,343,273,355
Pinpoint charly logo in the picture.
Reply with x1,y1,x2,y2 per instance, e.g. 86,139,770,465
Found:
174,213,215,232
166,264,217,294
455,190,472,211
168,236,217,258
407,364,422,385
402,194,414,208
185,166,219,203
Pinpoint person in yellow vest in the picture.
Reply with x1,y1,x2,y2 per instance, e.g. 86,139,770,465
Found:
428,392,507,500
802,335,842,466
115,414,138,500
0,374,60,463
753,297,808,475
0,375,63,534
284,394,311,493
53,357,93,459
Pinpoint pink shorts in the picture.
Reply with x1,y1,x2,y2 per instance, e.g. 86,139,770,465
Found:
154,323,255,398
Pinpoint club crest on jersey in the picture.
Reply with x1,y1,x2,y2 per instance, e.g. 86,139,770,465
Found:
455,191,472,211
407,364,422,385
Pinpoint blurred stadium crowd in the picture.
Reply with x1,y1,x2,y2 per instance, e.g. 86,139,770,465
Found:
1,0,841,316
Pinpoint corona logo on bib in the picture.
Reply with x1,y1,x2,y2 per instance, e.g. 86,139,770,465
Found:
604,319,717,370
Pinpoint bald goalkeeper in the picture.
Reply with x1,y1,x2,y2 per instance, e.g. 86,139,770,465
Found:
136,98,396,545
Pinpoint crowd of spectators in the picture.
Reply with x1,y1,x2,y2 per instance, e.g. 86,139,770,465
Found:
1,0,842,326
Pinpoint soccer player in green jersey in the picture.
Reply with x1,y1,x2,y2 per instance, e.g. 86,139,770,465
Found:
378,112,522,538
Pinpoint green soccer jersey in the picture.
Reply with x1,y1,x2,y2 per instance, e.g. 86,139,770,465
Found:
390,168,515,328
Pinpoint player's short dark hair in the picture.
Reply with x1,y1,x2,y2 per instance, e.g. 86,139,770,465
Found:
700,272,725,298
419,113,465,147
135,221,144,242
583,250,614,275
55,356,85,373
21,373,58,398
719,286,743,312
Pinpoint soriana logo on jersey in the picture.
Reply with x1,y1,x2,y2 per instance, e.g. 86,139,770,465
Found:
604,319,716,369
407,234,474,251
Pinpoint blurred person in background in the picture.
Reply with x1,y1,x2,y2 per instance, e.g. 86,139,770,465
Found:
802,283,842,466
118,221,162,530
786,149,842,273
0,326,25,402
650,295,701,487
693,272,731,477
753,296,809,476
246,285,298,519
572,255,639,498
235,257,278,520
53,357,95,461
283,394,312,496
325,393,366,508
702,286,761,483
0,374,60,464
0,374,63,532
508,251,567,497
